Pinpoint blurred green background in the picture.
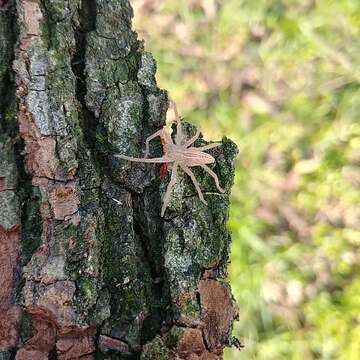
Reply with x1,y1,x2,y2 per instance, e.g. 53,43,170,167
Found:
132,1,360,359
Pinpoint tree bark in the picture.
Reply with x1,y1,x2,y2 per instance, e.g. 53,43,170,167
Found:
0,1,239,359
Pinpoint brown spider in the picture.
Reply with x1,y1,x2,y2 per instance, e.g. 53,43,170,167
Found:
115,100,224,216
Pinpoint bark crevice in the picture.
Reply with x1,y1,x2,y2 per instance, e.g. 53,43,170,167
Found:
71,0,98,154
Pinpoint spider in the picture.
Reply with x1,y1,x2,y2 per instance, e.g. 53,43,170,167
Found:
115,100,225,217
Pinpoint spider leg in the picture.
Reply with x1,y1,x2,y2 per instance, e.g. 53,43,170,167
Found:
199,164,225,193
161,162,178,217
115,154,170,163
144,129,171,158
180,165,207,205
196,142,222,151
184,129,201,148
170,98,183,145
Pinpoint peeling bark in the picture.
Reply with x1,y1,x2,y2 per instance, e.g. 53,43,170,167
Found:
0,1,239,359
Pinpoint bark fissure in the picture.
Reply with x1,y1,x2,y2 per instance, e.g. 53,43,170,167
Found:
0,8,16,136
71,0,98,154
132,193,173,347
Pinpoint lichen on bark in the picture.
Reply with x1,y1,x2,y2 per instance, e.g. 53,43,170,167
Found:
0,0,239,359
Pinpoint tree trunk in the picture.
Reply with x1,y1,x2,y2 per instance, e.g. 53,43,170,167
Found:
0,1,239,359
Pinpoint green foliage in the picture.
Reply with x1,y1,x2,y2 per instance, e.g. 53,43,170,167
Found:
133,0,360,359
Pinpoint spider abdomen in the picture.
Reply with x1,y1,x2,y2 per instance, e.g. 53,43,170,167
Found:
166,145,215,166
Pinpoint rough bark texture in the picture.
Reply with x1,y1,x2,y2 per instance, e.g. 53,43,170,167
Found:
0,1,239,359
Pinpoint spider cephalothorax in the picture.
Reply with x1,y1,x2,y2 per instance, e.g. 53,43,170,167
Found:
116,100,224,216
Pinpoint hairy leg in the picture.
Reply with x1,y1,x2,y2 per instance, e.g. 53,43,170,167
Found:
161,163,178,217
144,129,172,158
115,154,170,163
170,99,183,145
184,129,201,148
199,164,225,193
180,165,207,205
196,142,222,151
